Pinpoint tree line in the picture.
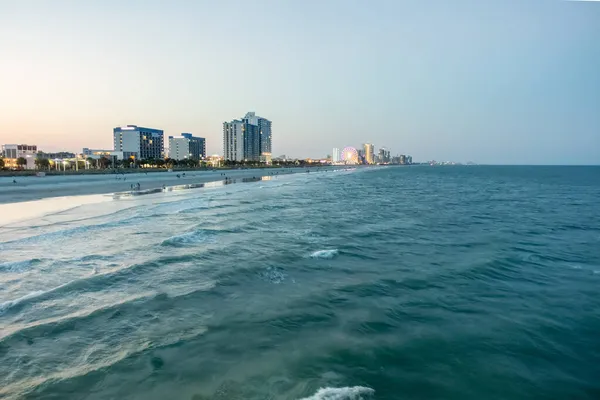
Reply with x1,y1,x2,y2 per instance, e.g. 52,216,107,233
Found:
1,156,324,171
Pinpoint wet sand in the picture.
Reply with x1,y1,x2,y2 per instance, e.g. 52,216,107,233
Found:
0,168,324,204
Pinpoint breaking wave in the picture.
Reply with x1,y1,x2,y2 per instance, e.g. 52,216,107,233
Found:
310,249,339,259
299,386,375,400
0,290,46,314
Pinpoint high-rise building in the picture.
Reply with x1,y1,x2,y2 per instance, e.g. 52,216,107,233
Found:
113,125,164,160
223,112,272,162
168,133,206,161
223,120,244,162
332,148,341,163
363,143,375,164
378,147,391,164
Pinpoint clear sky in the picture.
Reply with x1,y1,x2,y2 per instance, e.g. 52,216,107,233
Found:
1,0,599,164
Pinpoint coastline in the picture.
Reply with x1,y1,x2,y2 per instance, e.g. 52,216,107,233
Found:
0,166,339,205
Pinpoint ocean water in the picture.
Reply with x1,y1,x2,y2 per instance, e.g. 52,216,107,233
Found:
1,166,599,400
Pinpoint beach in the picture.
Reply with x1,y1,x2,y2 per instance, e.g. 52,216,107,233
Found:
0,167,330,205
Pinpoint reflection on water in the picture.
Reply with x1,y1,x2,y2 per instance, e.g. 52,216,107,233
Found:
0,194,110,227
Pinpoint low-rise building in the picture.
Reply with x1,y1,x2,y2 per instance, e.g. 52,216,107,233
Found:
1,144,38,169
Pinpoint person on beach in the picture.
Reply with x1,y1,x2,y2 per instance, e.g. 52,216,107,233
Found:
13,179,17,184
137,182,141,190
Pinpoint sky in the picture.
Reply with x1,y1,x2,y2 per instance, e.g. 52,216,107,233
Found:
0,0,599,164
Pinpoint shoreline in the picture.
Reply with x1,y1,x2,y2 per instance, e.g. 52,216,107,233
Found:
0,165,296,177
0,166,343,205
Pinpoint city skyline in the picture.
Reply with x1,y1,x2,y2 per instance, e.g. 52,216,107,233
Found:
1,1,599,164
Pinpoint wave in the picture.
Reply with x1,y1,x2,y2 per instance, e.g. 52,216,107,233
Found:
0,216,139,249
310,249,339,259
299,386,375,400
0,258,42,272
0,290,46,314
161,229,216,247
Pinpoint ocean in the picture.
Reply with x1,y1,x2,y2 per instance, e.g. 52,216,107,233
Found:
1,166,599,400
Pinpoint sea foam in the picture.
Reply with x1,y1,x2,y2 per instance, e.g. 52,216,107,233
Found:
310,249,339,259
299,386,375,400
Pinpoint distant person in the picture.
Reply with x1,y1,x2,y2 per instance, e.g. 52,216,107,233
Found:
137,182,141,190
13,179,17,184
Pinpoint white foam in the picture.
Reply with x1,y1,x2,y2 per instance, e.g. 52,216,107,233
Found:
0,291,45,313
161,230,212,246
299,386,375,400
310,249,339,259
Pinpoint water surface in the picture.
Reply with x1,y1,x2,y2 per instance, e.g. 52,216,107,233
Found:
1,166,599,399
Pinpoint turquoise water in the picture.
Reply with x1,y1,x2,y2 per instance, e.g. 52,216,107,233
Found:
1,166,599,399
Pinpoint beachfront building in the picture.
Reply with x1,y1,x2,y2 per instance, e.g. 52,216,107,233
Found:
378,147,391,164
82,148,112,157
1,144,38,169
36,151,76,160
223,120,244,162
168,133,206,161
332,148,341,163
113,125,164,160
363,143,375,164
223,112,272,162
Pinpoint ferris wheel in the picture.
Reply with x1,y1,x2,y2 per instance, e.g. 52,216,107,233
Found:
341,146,359,164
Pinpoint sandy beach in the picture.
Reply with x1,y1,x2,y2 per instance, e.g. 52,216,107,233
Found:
0,167,328,205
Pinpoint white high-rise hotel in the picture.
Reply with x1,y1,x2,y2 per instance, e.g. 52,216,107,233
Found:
223,112,272,162
332,148,341,163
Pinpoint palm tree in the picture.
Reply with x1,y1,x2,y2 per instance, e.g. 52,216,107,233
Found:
86,157,96,169
98,157,111,169
35,158,50,170
16,157,27,169
0,158,5,169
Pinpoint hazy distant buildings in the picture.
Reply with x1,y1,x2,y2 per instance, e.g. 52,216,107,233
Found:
223,112,272,162
168,133,206,161
332,148,341,163
378,147,391,164
363,143,374,164
113,125,164,160
396,154,413,165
